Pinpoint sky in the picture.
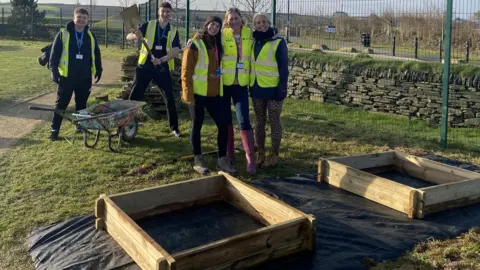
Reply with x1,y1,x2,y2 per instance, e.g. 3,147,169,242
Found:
1,0,478,18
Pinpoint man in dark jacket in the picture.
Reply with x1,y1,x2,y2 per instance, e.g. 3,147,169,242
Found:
128,2,182,138
48,7,102,141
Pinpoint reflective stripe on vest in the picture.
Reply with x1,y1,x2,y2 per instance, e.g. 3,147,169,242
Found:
192,39,223,97
192,39,209,96
58,28,96,77
250,39,281,88
138,20,176,71
221,26,252,86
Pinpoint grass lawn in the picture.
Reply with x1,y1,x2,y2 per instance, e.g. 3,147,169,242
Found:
1,84,480,269
0,40,134,108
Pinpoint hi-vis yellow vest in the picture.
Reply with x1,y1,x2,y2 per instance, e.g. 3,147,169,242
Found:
58,28,96,77
138,20,177,71
191,39,223,97
250,39,281,88
221,26,252,86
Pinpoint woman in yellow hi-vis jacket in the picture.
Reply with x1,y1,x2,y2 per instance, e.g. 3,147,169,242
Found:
249,12,289,168
221,8,256,176
181,16,237,176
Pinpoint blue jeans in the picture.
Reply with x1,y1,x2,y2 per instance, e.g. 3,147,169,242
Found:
223,85,252,131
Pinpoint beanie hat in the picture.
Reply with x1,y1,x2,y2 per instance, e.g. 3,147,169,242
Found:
204,16,222,29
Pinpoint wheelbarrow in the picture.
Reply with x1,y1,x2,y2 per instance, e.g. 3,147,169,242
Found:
29,100,146,152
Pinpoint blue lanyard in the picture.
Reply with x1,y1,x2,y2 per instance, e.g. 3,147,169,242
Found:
157,23,168,42
75,30,84,52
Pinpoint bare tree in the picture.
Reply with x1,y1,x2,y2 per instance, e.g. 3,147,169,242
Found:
117,0,136,8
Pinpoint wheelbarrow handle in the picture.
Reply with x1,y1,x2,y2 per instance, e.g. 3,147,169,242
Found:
29,106,64,113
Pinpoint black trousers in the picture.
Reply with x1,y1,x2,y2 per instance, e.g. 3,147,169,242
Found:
189,95,228,158
51,77,91,132
129,66,179,132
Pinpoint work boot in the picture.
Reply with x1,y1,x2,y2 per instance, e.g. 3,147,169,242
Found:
262,153,278,168
193,155,209,175
226,125,235,163
256,149,266,168
240,129,256,176
49,130,59,141
216,156,237,176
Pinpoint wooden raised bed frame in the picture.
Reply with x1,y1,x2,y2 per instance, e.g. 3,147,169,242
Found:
318,150,480,219
95,172,316,270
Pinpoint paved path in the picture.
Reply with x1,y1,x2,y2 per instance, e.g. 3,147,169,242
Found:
0,59,122,157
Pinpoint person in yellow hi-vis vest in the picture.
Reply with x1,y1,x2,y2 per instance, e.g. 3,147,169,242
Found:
48,7,102,141
221,7,256,176
250,13,289,168
128,2,182,138
181,16,237,176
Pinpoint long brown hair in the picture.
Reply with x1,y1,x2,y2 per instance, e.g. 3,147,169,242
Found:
223,7,245,29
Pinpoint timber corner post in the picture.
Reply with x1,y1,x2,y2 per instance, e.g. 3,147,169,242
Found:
95,194,106,230
317,159,326,183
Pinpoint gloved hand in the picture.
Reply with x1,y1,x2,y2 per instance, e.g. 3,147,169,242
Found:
94,71,102,83
51,70,60,84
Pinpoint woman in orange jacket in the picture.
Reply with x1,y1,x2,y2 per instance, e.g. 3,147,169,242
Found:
181,16,237,176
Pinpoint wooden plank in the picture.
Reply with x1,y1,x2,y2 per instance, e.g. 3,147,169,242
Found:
220,172,306,225
205,240,305,270
423,195,480,215
394,151,480,183
171,218,308,270
103,196,175,268
394,158,465,185
130,194,223,221
109,175,225,216
104,211,163,270
420,178,480,206
326,151,395,170
325,161,413,214
327,161,414,196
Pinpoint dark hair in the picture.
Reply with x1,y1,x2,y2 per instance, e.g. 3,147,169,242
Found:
202,17,223,60
159,2,172,10
73,7,89,16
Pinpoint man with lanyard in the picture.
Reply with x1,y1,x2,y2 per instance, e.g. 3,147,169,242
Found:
129,2,182,138
49,7,102,141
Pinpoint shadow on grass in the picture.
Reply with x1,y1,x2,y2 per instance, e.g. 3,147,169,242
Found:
0,137,42,149
0,45,23,52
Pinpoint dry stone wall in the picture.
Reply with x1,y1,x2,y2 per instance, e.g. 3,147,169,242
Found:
288,59,480,127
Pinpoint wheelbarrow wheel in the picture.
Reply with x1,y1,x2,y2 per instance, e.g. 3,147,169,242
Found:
121,118,138,142
108,129,122,153
83,130,100,149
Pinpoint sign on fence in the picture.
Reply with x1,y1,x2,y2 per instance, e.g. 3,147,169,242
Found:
325,25,336,33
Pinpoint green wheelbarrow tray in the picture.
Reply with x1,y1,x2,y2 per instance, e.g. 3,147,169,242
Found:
30,100,147,152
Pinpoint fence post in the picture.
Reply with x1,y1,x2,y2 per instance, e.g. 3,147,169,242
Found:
186,0,190,43
414,37,418,59
439,38,442,63
59,8,62,28
440,0,453,148
392,35,396,56
145,3,148,22
271,0,277,28
2,7,4,25
122,7,125,49
105,8,108,48
465,40,470,63
30,2,34,39
286,0,290,43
